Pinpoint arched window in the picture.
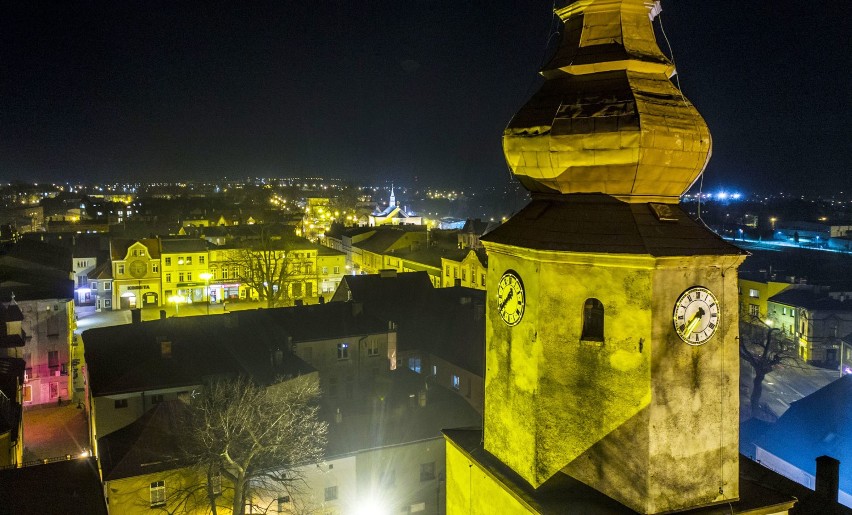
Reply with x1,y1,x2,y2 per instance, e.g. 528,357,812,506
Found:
581,298,604,342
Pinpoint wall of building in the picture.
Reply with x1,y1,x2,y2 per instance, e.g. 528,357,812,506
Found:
16,299,73,406
445,438,532,515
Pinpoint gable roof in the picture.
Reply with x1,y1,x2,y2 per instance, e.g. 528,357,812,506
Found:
84,313,315,397
98,400,190,481
756,375,852,496
482,194,744,257
769,289,852,311
159,237,210,254
0,457,107,515
110,238,160,260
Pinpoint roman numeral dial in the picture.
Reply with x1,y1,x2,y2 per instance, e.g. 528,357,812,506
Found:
673,286,720,346
497,271,525,326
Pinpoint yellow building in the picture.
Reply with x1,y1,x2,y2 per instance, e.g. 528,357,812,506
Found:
110,239,162,309
159,238,211,307
441,249,487,290
738,272,794,321
317,246,346,299
443,1,798,513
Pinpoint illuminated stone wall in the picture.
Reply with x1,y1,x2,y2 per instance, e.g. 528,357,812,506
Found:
482,242,743,512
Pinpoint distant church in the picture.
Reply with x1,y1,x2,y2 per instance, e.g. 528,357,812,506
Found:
443,1,808,513
368,185,422,226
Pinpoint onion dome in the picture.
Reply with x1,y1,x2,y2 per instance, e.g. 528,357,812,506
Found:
503,0,711,203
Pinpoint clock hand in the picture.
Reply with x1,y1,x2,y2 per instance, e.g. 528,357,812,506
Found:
499,289,514,311
683,307,706,337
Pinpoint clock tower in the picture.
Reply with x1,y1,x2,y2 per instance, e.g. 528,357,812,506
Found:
459,1,747,513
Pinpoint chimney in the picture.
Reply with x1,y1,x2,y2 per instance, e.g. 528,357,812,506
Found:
815,455,840,502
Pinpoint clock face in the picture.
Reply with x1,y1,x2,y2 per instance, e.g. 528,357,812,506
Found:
673,286,720,346
129,260,148,279
497,271,525,326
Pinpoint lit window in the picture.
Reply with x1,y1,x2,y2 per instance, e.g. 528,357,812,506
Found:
150,481,166,507
324,486,338,502
420,462,436,482
782,307,788,315
749,304,760,317
452,374,460,390
408,357,421,373
186,256,192,265
337,343,349,360
749,289,760,299
432,365,437,376
581,298,605,342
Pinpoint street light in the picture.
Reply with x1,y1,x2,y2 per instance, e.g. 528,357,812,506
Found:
199,272,212,315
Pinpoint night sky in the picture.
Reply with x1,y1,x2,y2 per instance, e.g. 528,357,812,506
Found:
1,1,849,193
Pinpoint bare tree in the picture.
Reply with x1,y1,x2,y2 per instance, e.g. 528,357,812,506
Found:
179,375,328,515
227,230,317,308
739,317,797,418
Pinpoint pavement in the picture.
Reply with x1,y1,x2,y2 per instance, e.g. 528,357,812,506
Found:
22,402,90,463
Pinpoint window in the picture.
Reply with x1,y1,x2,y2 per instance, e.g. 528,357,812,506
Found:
432,365,437,376
420,462,436,482
152,263,159,273
337,343,349,360
367,340,379,357
293,282,303,298
23,384,32,403
186,256,192,265
452,374,460,390
408,357,421,373
104,282,111,290
462,269,467,281
48,351,59,374
199,256,205,264
179,273,185,282
782,307,788,315
581,298,605,342
445,266,450,277
333,266,340,274
91,281,97,290
166,273,172,283
187,272,193,281
104,299,111,308
749,288,760,299
117,264,125,275
749,304,760,317
324,486,338,502
322,266,328,274
165,257,172,266
115,399,128,409
481,274,486,286
278,496,291,512
150,480,166,507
